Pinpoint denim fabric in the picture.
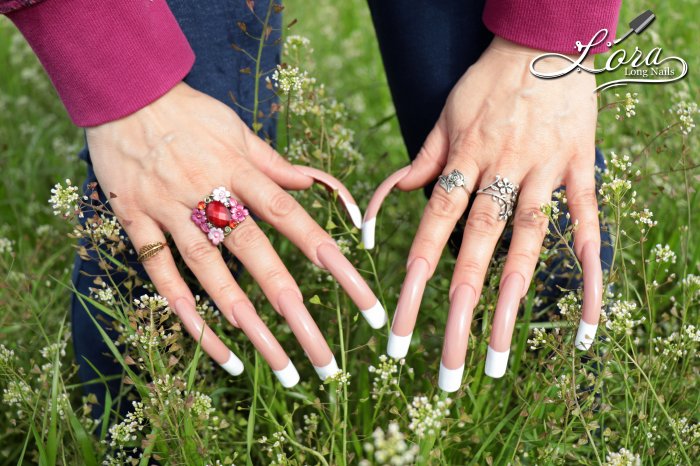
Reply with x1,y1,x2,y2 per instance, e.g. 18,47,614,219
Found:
71,0,281,420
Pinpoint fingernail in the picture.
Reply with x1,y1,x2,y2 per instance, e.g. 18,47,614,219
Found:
278,289,335,374
438,362,465,393
316,242,387,329
362,217,377,250
293,165,362,228
232,302,292,372
576,241,602,350
362,166,411,250
387,257,430,359
314,355,341,380
387,331,413,359
439,284,476,392
484,347,510,378
486,273,525,377
272,359,300,388
220,351,244,376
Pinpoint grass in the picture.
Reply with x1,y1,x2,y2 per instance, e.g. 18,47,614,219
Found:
1,0,699,464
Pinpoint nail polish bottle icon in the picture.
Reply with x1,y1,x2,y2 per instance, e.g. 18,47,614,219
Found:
612,10,656,46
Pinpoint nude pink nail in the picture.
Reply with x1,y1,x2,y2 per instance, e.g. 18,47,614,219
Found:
293,165,362,229
575,241,603,350
362,166,411,249
174,298,244,376
316,242,387,329
485,273,525,378
277,289,337,380
387,257,430,359
439,284,476,392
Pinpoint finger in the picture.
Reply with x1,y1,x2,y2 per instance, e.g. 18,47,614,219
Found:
218,216,340,380
395,117,449,190
243,129,314,190
438,284,477,392
230,164,387,329
387,160,479,359
566,162,603,350
121,217,244,377
163,213,303,386
293,165,362,229
485,180,552,378
361,120,449,249
449,173,523,377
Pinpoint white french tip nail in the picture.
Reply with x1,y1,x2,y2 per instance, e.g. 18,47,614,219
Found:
362,217,376,250
220,351,244,376
438,361,464,393
575,320,598,350
361,299,387,329
484,346,509,378
314,356,341,380
346,203,363,229
387,331,412,359
273,359,300,388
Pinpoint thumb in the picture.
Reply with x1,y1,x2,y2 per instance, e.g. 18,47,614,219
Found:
396,115,449,191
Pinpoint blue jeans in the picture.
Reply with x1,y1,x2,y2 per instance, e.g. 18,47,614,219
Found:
72,0,613,420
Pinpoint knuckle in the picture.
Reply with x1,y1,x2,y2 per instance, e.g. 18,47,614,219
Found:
428,190,460,220
267,190,298,219
183,240,215,265
229,223,264,250
215,281,241,300
465,208,499,233
457,257,483,278
513,205,548,234
508,247,540,266
568,187,598,208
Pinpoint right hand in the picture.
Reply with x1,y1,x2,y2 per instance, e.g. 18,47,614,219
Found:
85,82,386,387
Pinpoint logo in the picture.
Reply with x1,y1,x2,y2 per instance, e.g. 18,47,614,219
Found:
530,10,688,92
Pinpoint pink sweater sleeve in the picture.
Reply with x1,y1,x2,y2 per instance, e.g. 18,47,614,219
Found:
7,0,194,127
483,0,622,55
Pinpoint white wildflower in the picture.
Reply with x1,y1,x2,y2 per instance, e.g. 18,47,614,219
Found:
527,327,548,350
0,237,14,255
651,243,676,264
603,447,641,466
270,64,307,94
368,354,400,400
606,300,644,336
2,380,32,407
671,100,698,135
363,422,419,465
108,401,146,447
49,179,80,218
407,395,451,439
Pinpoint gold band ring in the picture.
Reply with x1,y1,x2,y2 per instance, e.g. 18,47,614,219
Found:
137,242,167,263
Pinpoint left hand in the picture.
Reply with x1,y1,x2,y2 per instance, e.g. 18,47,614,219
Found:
364,36,604,391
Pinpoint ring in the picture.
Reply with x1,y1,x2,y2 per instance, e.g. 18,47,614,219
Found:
191,186,250,245
476,175,519,221
438,169,470,194
137,242,166,263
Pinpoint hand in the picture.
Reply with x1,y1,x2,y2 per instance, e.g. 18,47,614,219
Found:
363,37,603,391
86,82,386,387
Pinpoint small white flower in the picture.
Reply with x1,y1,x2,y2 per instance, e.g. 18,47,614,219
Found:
48,179,80,218
603,447,641,466
211,186,230,202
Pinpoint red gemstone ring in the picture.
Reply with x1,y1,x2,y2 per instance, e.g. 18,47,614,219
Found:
191,186,250,245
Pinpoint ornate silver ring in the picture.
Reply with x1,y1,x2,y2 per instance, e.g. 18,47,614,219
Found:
476,175,519,221
438,169,470,195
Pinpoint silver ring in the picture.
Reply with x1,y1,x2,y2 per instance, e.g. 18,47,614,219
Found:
476,175,519,221
438,169,470,194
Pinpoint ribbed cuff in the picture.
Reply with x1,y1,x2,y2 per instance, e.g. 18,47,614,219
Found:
8,0,195,127
483,0,622,55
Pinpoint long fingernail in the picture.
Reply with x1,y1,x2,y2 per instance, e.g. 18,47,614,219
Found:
220,351,244,376
293,165,362,228
232,302,298,385
175,298,245,377
314,355,341,380
278,289,336,380
575,241,602,350
362,166,411,250
387,257,430,359
316,242,387,329
438,284,476,392
485,273,525,378
272,359,301,388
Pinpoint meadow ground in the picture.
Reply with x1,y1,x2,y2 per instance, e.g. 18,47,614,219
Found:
0,0,698,464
